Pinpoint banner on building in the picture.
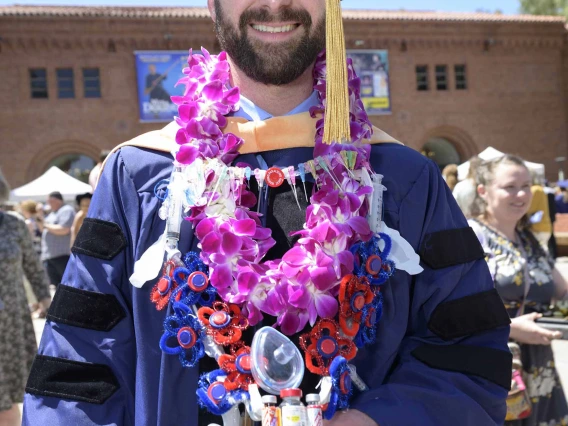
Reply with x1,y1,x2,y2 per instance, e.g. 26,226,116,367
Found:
135,51,189,123
134,50,390,121
347,50,391,115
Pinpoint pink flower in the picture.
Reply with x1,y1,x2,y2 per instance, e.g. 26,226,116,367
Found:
166,49,378,336
173,47,242,166
232,266,283,326
280,242,341,330
311,49,374,150
194,212,276,318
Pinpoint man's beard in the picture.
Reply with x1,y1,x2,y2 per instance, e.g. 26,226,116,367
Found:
214,0,325,86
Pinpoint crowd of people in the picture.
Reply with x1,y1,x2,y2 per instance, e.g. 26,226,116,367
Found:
0,167,92,425
445,155,568,425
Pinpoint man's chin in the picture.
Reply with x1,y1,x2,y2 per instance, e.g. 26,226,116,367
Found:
247,47,296,67
249,36,301,53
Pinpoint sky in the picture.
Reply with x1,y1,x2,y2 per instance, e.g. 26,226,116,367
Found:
0,0,520,14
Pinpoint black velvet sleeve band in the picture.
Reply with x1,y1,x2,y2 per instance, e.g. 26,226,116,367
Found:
47,285,126,332
71,218,127,260
420,227,484,269
411,344,512,390
428,289,511,340
26,355,120,404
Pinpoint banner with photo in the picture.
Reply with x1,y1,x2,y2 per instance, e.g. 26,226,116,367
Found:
134,51,190,123
133,50,390,121
347,50,392,115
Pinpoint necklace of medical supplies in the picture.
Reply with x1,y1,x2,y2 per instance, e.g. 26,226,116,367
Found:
129,48,423,424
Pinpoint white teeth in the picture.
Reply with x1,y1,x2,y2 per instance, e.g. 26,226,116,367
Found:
252,24,296,33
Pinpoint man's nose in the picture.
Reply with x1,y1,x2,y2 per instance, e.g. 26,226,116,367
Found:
257,0,294,13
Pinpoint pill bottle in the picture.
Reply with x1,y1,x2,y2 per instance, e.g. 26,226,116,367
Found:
280,388,307,426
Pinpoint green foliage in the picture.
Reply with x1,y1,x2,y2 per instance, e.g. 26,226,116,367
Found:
519,0,568,17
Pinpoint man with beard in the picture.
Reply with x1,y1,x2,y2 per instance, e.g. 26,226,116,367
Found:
23,1,511,425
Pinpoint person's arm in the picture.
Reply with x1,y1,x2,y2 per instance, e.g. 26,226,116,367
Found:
25,219,35,238
43,223,71,236
17,217,51,307
69,211,85,247
325,409,377,426
45,206,75,236
553,265,568,300
23,150,139,425
510,312,561,344
35,212,44,232
346,159,512,426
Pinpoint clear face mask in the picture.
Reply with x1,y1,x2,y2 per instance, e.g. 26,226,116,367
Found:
250,326,305,395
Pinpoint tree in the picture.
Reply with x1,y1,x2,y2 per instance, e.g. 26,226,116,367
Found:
519,0,568,17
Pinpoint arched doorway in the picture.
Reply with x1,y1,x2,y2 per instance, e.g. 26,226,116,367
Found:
47,153,96,183
26,140,100,184
421,137,461,169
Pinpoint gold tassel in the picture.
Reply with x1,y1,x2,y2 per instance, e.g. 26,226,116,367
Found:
323,0,350,145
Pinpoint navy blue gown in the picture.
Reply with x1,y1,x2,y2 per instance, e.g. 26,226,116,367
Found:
22,139,512,426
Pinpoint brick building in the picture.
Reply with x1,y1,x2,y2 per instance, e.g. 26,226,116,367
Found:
0,5,567,187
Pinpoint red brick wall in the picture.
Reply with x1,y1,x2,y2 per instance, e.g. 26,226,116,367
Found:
0,12,567,187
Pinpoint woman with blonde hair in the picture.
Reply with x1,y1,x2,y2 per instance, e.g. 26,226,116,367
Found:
0,168,50,425
469,155,568,425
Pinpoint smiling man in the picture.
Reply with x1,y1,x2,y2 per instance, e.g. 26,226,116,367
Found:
23,1,512,425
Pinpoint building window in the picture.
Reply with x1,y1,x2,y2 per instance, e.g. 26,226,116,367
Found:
56,68,75,99
29,68,48,99
455,64,467,90
436,65,448,90
83,68,101,98
416,65,429,91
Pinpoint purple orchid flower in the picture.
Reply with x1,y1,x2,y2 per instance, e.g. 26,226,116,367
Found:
168,48,379,334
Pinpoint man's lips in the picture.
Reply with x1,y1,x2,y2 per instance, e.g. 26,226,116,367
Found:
249,23,301,34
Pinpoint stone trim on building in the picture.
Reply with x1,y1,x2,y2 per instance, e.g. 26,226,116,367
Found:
0,5,565,24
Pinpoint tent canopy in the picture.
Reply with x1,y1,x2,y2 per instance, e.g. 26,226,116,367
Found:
457,147,545,181
10,166,92,202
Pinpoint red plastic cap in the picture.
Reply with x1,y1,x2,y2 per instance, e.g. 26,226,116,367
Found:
280,388,302,398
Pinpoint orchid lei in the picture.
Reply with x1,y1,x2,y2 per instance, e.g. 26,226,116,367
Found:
143,47,408,419
168,48,376,336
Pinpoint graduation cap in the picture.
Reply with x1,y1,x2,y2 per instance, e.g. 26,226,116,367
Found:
323,0,350,145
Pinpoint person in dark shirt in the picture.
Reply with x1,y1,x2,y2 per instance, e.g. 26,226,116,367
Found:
144,64,171,102
555,187,568,214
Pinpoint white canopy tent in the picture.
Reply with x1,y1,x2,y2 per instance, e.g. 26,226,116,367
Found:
457,147,545,181
10,166,92,202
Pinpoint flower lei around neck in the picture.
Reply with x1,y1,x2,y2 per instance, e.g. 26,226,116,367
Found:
149,48,402,419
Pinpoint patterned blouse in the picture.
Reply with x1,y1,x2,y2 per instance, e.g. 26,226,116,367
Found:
469,219,555,316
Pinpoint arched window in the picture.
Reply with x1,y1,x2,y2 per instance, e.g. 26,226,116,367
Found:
421,137,461,169
47,153,96,183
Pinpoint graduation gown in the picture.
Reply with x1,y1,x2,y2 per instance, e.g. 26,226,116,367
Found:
22,112,512,426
